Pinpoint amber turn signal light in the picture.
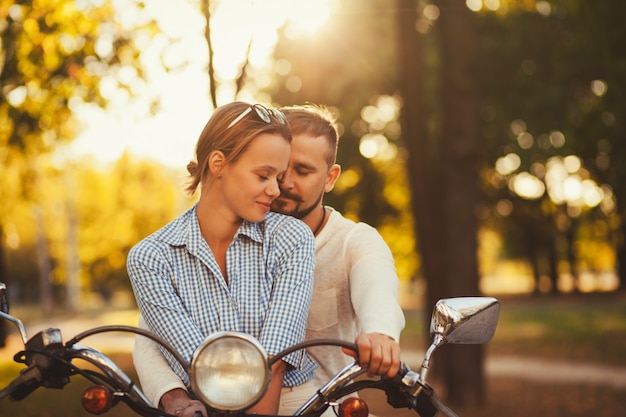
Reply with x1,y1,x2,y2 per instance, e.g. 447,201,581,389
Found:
338,397,369,417
82,385,112,415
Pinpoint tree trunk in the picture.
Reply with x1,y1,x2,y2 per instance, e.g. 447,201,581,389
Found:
616,218,625,291
547,239,559,293
397,0,485,406
200,0,218,109
526,240,542,293
33,205,52,315
66,171,80,313
0,225,6,347
394,0,447,323
437,0,484,406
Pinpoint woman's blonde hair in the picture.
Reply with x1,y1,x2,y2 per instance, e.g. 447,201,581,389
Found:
185,101,291,195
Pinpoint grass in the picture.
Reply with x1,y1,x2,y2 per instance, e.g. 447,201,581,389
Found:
401,291,626,366
486,292,626,366
1,291,626,416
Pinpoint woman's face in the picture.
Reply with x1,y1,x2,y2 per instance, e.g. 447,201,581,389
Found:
220,132,291,223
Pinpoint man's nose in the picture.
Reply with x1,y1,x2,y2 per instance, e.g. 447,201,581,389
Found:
279,170,294,189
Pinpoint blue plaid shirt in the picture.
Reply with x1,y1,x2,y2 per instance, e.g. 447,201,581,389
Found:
127,205,316,387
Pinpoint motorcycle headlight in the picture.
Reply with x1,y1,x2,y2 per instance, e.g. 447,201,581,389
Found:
190,331,270,412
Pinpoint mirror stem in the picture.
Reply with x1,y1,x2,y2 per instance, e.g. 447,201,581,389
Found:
419,334,445,382
0,311,28,345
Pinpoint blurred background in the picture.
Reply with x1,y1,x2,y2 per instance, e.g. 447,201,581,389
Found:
1,1,625,416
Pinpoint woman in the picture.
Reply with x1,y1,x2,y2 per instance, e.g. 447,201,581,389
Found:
127,102,316,416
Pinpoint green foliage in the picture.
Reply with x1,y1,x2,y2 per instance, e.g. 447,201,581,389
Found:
0,0,159,218
3,154,186,304
266,0,626,291
0,0,165,306
271,0,400,220
0,0,154,159
270,1,419,279
476,1,626,287
71,154,184,296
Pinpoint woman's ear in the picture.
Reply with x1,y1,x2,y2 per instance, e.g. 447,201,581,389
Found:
208,150,226,178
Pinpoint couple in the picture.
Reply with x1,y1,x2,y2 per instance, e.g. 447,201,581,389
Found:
127,102,405,417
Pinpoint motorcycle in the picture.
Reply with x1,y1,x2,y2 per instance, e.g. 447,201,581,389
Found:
0,281,499,417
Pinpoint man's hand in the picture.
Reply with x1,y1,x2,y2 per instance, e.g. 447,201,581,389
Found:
160,388,207,417
342,332,401,378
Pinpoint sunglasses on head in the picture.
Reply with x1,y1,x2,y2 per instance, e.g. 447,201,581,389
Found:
226,104,287,130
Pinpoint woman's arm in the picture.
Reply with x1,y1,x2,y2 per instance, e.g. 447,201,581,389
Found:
259,218,316,369
127,242,206,371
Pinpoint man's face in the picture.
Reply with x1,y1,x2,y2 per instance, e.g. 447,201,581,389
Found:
271,133,336,220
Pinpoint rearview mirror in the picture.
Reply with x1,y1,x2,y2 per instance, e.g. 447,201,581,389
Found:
418,296,500,382
430,296,500,345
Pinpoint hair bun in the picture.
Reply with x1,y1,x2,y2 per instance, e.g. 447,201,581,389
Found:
187,160,198,175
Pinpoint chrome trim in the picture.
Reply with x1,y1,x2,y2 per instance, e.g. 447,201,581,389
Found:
0,311,29,345
295,362,366,415
67,345,153,407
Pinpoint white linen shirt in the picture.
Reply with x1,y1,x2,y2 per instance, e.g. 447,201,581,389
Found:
306,207,405,386
127,205,316,388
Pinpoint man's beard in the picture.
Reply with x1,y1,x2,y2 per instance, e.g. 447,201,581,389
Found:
272,189,324,220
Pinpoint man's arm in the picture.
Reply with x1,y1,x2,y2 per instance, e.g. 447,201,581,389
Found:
133,316,186,406
351,332,401,378
347,224,406,378
159,388,207,417
133,316,206,417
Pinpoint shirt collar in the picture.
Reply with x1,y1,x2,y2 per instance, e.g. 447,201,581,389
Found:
158,204,265,250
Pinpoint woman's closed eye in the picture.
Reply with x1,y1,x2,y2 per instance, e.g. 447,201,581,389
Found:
257,172,283,183
254,168,273,181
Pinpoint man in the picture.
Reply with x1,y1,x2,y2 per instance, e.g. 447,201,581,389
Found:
133,105,405,416
274,105,404,383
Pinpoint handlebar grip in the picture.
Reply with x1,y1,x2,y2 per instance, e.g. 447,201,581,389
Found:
0,367,43,401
